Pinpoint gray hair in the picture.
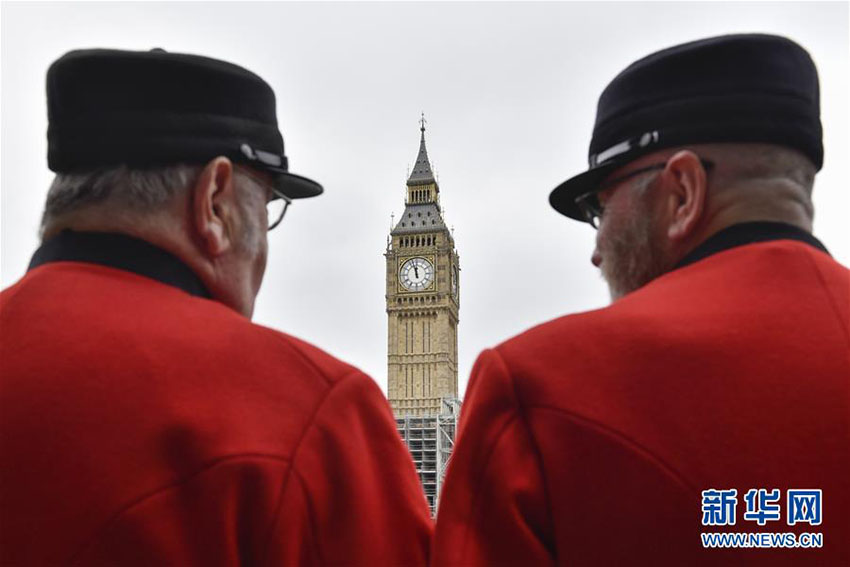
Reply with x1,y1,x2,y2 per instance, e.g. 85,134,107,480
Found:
41,163,269,249
41,164,202,234
705,144,815,192
700,143,816,221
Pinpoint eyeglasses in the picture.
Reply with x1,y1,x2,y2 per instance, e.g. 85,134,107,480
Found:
575,159,714,229
266,190,291,231
235,166,292,231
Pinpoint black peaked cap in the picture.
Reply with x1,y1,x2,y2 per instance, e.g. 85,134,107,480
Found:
550,34,822,221
47,48,322,199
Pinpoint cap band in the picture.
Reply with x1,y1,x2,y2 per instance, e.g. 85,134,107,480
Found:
591,131,660,167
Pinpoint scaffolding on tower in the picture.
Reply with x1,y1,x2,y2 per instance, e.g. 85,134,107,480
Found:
395,397,461,516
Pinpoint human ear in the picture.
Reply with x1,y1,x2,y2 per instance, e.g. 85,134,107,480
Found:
664,150,707,241
192,156,237,257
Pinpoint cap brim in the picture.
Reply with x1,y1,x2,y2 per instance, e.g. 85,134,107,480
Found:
274,171,324,199
548,161,619,221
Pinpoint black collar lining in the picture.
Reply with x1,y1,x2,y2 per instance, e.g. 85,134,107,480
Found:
675,221,829,270
28,230,211,299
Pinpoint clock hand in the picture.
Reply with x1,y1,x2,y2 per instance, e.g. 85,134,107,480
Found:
413,264,419,278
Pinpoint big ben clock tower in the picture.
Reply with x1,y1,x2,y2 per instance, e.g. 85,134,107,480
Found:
385,116,460,417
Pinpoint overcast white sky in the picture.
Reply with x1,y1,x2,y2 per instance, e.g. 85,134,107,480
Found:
2,1,848,397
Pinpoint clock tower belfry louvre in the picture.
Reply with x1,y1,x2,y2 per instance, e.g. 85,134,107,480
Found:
385,117,460,514
385,118,460,417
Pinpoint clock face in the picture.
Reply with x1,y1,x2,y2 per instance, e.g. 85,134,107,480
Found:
451,266,458,297
399,257,434,292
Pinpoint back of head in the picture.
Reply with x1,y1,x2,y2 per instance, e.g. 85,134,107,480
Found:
39,48,326,317
548,34,825,300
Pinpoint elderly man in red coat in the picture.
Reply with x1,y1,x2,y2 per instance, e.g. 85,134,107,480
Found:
433,34,849,565
0,49,431,565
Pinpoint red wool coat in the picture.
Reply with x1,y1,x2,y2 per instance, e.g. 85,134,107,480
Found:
433,225,849,566
0,231,432,566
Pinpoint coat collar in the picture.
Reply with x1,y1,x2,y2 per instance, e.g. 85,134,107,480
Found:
28,230,211,299
675,221,829,270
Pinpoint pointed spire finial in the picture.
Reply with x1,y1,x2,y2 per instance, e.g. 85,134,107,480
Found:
407,113,436,185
